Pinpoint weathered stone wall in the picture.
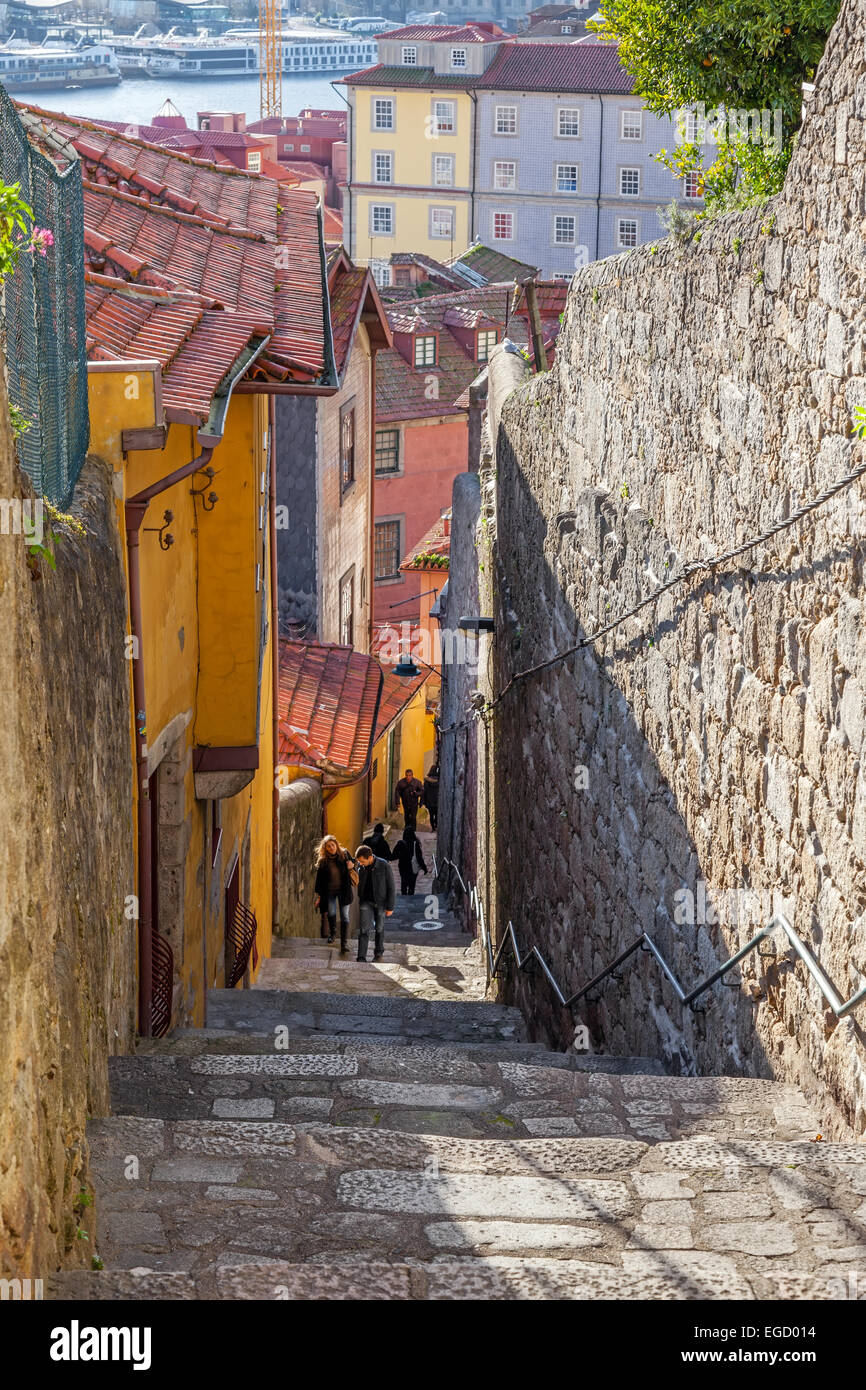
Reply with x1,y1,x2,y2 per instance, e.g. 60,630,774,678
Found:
278,777,323,938
476,0,866,1136
0,358,135,1276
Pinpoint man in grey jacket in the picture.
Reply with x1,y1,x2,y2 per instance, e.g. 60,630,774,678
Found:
354,845,396,962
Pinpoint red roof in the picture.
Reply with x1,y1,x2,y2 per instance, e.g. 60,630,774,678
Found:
478,41,633,92
278,640,383,781
328,261,391,380
375,663,432,743
401,513,451,571
21,104,328,423
378,22,505,41
377,284,527,422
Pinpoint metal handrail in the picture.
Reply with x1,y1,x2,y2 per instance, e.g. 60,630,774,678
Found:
433,855,866,1021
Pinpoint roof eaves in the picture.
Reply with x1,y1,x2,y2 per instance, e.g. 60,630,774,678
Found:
199,333,271,443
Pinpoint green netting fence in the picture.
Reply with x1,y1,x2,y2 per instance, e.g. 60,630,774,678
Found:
0,85,89,509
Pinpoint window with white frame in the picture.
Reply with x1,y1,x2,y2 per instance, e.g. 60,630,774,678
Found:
553,272,573,281
401,45,417,64
373,151,393,183
492,210,513,241
369,258,390,288
554,214,576,244
617,217,638,248
371,204,394,234
493,159,516,190
555,162,578,192
680,109,699,142
450,46,466,67
683,169,702,199
431,206,454,240
433,99,455,134
494,104,517,134
476,328,498,361
433,153,454,186
557,107,580,137
621,110,643,140
619,167,640,196
373,97,394,130
414,335,437,367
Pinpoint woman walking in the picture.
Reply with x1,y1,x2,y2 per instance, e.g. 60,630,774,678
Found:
313,836,357,954
392,827,428,896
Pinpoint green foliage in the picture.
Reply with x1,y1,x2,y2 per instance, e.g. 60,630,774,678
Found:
853,406,866,439
9,403,31,439
0,182,32,280
658,132,792,218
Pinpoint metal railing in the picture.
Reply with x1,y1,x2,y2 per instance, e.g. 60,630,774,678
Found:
433,854,866,1022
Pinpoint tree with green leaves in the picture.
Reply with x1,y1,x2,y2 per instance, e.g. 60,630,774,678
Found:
592,0,840,214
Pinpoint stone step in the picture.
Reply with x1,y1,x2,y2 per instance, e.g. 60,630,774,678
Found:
205,987,526,1044
138,1028,667,1072
108,1053,819,1143
255,953,486,1003
60,1122,866,1294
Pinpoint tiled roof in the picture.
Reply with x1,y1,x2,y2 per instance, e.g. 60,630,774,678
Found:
341,64,476,89
450,243,537,285
374,22,505,41
278,639,383,781
329,266,370,378
377,283,526,422
477,40,634,92
515,278,569,326
322,204,343,243
374,663,432,742
280,160,328,180
21,103,328,421
401,513,451,571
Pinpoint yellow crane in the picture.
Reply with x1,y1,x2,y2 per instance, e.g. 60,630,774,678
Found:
259,0,282,121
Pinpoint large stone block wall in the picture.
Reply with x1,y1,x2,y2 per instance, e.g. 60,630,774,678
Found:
278,777,323,938
0,363,135,1275
479,0,866,1136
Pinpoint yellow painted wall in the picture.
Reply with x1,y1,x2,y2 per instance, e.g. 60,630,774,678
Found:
354,190,472,263
369,685,436,822
324,778,367,858
87,368,274,1026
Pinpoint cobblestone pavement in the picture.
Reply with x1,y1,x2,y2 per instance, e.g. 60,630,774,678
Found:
51,849,866,1301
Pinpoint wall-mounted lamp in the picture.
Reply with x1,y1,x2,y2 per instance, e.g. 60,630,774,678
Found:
457,616,495,633
190,465,219,511
143,509,174,550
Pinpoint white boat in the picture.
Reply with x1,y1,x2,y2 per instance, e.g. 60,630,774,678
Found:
111,28,377,80
0,42,121,91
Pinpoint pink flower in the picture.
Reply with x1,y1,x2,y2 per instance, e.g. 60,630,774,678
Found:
30,227,54,257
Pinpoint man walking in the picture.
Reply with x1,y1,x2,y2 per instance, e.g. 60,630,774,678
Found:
423,763,439,831
354,844,395,962
395,767,424,830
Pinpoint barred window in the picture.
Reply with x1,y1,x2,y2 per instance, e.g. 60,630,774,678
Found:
375,428,400,474
375,520,401,580
339,568,354,647
340,405,355,493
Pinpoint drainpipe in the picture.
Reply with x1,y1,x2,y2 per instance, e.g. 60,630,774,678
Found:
594,94,603,261
126,441,215,1037
469,89,478,243
269,394,280,934
368,344,377,654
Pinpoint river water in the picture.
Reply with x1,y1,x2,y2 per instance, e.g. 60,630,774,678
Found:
25,72,347,125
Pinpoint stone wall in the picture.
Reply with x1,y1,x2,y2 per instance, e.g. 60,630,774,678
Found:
278,777,323,938
0,358,135,1276
471,0,866,1137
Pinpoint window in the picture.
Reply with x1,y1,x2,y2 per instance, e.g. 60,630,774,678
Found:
402,45,417,64
433,100,455,134
617,217,638,248
414,335,437,367
476,329,498,361
300,142,311,152
558,107,580,137
450,46,466,67
340,404,355,493
495,104,517,134
339,568,354,647
247,150,261,172
375,428,400,474
369,258,390,288
373,151,393,183
562,23,572,32
554,215,576,244
371,203,393,234
373,97,394,130
621,110,643,140
431,207,454,240
433,153,454,186
553,272,573,281
375,520,401,580
683,169,702,199
493,159,516,190
556,162,578,192
492,210,513,241
619,167,640,196
679,109,699,142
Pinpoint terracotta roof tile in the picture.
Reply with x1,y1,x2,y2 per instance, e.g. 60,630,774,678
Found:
401,514,451,571
278,640,383,781
477,40,634,92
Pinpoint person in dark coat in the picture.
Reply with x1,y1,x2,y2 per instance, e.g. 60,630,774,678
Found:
313,836,356,954
363,822,393,860
423,764,439,831
395,768,424,830
354,845,396,961
392,827,427,896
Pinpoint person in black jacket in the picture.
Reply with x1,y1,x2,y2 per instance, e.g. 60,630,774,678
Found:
423,764,439,831
354,845,396,961
392,827,427,896
363,822,393,860
313,836,356,954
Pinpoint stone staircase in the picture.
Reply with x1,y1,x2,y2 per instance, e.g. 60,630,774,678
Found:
50,880,866,1301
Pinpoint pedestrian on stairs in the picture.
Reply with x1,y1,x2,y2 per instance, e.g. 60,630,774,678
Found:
393,826,427,895
363,822,393,860
354,845,395,961
395,767,424,830
423,764,439,831
313,836,358,954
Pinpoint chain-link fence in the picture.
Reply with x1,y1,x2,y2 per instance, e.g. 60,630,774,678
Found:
0,86,89,509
